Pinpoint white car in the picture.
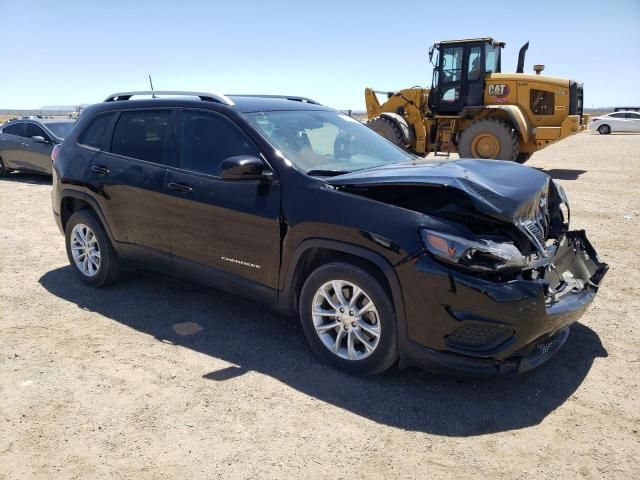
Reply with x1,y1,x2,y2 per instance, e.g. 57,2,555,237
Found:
589,111,640,134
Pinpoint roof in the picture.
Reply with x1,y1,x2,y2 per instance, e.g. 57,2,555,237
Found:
434,37,505,47
97,91,332,114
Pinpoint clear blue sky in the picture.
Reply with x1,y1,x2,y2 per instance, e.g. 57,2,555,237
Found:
1,0,638,109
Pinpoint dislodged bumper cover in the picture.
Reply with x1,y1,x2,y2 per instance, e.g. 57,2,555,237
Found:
398,229,608,375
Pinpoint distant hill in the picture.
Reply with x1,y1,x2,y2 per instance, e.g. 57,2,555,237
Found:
39,104,88,111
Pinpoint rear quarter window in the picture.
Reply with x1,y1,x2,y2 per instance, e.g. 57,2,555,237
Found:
79,113,116,149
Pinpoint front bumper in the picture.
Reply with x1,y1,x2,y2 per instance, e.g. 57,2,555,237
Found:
397,230,608,375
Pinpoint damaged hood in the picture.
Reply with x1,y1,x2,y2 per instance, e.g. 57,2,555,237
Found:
327,159,552,224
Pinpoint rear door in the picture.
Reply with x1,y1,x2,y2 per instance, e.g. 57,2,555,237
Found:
87,109,175,269
164,109,281,290
0,122,25,169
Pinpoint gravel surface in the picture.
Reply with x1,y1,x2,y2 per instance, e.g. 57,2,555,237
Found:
1,132,639,479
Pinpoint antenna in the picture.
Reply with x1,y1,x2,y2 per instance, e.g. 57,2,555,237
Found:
148,74,156,98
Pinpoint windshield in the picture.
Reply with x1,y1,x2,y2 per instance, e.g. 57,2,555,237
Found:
46,122,75,139
244,110,413,175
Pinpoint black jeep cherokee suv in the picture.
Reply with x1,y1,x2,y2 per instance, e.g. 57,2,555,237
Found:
51,91,608,376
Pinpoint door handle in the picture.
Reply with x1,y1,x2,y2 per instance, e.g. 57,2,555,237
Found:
91,165,110,175
168,182,193,193
21,142,29,147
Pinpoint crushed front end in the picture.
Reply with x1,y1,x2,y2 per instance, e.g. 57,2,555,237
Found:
329,159,608,375
398,227,607,375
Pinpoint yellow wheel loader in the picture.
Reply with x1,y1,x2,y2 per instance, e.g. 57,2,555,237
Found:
365,38,588,162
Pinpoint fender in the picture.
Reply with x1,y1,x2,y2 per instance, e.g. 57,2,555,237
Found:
278,238,407,335
483,105,531,144
59,188,117,245
379,112,415,145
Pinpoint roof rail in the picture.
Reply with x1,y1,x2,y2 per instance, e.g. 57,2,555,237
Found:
103,91,234,105
229,94,322,105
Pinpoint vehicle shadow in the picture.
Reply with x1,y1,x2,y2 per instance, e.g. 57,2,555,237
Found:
39,266,607,437
536,168,587,180
0,172,51,185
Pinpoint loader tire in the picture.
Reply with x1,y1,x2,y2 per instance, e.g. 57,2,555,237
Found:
516,153,531,164
367,116,405,148
458,119,519,161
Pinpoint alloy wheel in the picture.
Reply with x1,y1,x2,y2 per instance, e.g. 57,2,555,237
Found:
311,280,381,360
70,223,101,277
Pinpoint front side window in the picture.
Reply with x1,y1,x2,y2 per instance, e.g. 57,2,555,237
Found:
2,122,24,137
178,110,257,176
25,123,49,141
79,113,115,148
609,113,626,119
530,89,555,115
245,110,413,175
110,110,172,163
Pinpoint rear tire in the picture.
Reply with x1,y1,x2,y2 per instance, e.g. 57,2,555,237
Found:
458,118,519,161
366,116,405,148
65,209,121,287
299,262,398,376
598,124,611,135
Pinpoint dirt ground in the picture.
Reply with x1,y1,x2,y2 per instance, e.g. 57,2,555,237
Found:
1,132,639,479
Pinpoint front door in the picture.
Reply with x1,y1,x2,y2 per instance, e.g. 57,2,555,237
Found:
21,122,55,174
435,45,465,114
164,109,281,290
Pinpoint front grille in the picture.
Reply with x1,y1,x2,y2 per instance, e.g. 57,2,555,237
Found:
523,220,545,246
446,324,511,351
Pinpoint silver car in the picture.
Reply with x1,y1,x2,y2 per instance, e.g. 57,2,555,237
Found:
0,119,75,176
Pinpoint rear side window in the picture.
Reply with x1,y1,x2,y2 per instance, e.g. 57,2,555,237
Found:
110,110,172,163
530,89,554,115
178,110,257,176
79,113,115,148
2,123,24,136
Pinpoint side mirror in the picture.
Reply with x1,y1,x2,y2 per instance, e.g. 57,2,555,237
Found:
220,155,272,181
31,135,48,143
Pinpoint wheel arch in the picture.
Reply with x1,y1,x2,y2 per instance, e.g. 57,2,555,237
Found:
59,190,115,243
279,239,406,331
480,105,531,144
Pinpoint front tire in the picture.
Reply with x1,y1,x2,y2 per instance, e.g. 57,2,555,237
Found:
299,262,398,376
458,118,519,161
366,116,405,148
65,209,121,287
598,124,611,135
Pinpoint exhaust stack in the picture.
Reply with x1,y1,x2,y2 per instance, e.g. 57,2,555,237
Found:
516,41,529,74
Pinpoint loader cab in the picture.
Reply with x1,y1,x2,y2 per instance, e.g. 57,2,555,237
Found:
429,38,504,115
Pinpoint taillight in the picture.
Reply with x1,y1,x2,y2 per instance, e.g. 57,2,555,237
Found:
51,144,61,162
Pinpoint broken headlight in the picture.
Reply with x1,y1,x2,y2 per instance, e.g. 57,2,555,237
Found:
420,229,528,272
